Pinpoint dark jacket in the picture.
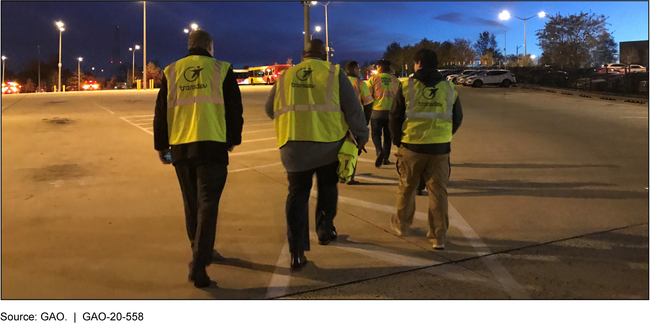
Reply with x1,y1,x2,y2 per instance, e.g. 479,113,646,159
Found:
389,68,463,155
154,48,244,165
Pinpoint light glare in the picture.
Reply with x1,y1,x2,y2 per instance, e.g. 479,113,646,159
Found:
499,10,511,21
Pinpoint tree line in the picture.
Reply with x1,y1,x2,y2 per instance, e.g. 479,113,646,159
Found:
375,11,621,75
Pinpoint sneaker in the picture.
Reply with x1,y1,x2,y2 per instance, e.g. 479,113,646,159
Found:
390,218,410,236
432,243,445,250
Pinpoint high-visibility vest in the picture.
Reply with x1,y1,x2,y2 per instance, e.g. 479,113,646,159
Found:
273,59,348,148
368,72,398,111
163,56,231,145
348,76,373,106
400,78,457,144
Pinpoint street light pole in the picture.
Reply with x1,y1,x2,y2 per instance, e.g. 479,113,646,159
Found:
38,46,41,92
56,21,65,92
130,45,140,88
143,1,147,89
499,11,545,61
77,57,82,91
302,2,310,50
312,2,331,61
1,56,6,85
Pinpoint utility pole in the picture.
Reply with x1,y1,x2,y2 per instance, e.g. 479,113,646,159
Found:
143,1,147,89
302,1,310,50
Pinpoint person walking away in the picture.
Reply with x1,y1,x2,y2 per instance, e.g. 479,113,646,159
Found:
367,59,399,168
153,30,244,287
265,39,369,271
388,48,463,250
344,60,373,185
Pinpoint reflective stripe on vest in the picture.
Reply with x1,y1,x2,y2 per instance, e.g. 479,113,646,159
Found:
163,56,230,145
273,59,347,148
401,78,456,144
371,73,397,111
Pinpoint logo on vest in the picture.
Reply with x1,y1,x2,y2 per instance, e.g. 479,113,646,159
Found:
296,68,313,81
183,66,204,82
423,87,438,100
292,67,315,88
180,66,208,91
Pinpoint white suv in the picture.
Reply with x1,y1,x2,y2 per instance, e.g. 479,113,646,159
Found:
466,70,516,87
447,70,476,83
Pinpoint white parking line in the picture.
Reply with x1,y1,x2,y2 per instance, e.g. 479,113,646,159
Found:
620,117,648,119
242,128,275,134
127,114,155,118
229,148,278,157
331,193,530,299
119,116,153,135
95,103,115,114
229,162,283,173
242,137,276,144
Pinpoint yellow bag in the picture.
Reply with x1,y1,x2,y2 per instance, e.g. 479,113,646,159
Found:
337,131,358,183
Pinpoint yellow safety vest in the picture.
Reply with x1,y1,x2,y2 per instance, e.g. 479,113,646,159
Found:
368,72,398,111
348,76,373,106
401,78,457,144
273,59,348,148
163,56,231,145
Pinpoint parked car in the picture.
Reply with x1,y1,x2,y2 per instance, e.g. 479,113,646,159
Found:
457,70,487,85
596,63,647,74
539,71,570,87
447,70,476,83
441,69,463,78
576,73,624,91
2,82,21,94
466,70,516,88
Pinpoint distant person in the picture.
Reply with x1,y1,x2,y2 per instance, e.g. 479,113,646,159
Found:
367,59,399,168
389,48,463,250
153,29,244,288
344,60,374,185
265,39,369,271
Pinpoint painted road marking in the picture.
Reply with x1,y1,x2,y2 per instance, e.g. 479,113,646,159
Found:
230,162,283,173
242,137,276,144
120,116,153,135
620,117,648,119
242,128,276,134
95,104,115,114
229,147,278,157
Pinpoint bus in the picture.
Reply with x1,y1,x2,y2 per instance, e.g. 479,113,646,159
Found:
233,69,249,85
248,64,292,85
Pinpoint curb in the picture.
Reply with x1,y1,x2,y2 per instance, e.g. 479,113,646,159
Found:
520,84,647,105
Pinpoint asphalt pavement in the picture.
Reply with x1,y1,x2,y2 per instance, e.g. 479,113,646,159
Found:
1,85,647,299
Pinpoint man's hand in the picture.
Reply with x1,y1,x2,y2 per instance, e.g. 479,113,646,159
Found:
357,141,367,153
157,149,171,165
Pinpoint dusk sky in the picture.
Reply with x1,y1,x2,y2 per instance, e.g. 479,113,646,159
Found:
1,1,648,78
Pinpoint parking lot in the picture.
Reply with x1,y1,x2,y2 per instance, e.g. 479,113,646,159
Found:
1,85,648,299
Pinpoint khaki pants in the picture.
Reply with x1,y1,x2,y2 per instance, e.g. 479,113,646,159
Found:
392,146,450,244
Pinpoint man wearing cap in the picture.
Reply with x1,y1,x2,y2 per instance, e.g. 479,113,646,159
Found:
389,48,463,250
367,59,399,168
344,60,374,185
154,30,244,288
265,39,369,271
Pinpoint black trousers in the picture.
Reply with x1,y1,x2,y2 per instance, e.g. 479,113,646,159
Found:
371,118,392,158
174,159,228,269
286,161,339,254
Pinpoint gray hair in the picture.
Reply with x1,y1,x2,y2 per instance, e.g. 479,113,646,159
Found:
188,30,213,51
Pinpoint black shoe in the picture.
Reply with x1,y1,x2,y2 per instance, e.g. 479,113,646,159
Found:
188,263,211,288
347,179,361,185
417,189,424,196
318,229,338,245
375,153,384,168
290,252,308,271
383,159,393,166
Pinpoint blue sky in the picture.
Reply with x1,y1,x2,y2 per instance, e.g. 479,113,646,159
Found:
1,1,648,77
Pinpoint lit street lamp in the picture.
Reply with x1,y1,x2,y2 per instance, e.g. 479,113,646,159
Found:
184,23,199,33
56,21,65,92
77,57,82,91
311,1,331,61
311,25,321,40
498,10,546,58
130,45,140,88
1,56,6,85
